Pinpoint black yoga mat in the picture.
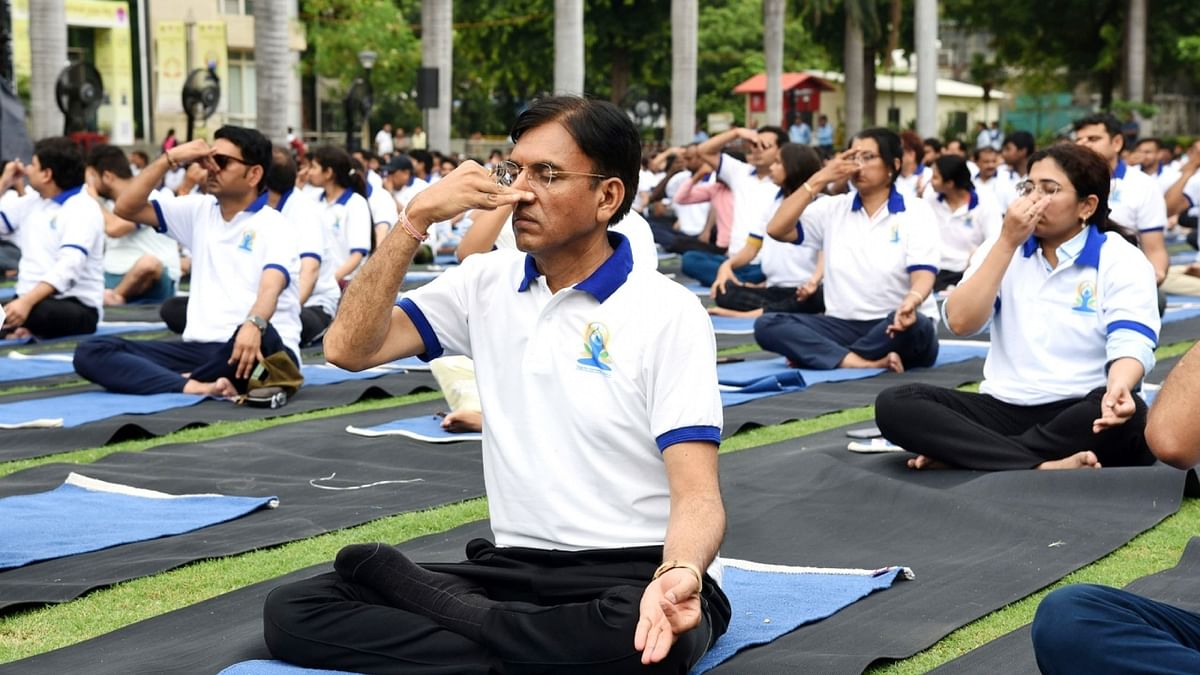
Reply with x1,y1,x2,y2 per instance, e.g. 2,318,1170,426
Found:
100,304,166,324
5,424,1184,673
930,535,1200,674
0,371,438,462
0,400,484,611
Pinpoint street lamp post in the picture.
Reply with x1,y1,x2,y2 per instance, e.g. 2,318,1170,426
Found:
344,50,377,152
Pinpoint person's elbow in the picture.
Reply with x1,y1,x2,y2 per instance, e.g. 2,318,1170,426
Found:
113,198,139,221
1146,420,1200,470
323,323,368,371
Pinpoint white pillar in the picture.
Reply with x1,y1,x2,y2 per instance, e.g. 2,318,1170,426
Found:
422,0,452,153
669,0,697,145
914,0,937,138
554,0,584,96
30,0,67,139
763,0,785,127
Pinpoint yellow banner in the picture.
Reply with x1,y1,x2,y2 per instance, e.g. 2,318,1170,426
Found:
155,21,187,114
194,21,229,114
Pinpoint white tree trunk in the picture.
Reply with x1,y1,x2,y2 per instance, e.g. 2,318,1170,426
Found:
554,0,584,96
254,0,291,146
914,0,938,138
669,0,697,145
422,0,452,153
844,8,864,138
1125,0,1147,103
763,0,785,127
30,0,66,139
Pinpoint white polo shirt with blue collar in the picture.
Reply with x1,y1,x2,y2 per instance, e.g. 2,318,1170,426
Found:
278,188,339,317
893,163,926,200
1108,160,1167,235
751,190,818,287
151,192,302,358
925,189,1002,273
319,188,372,277
1,185,105,311
717,153,780,259
398,232,723,552
794,187,940,321
365,182,399,229
953,225,1158,406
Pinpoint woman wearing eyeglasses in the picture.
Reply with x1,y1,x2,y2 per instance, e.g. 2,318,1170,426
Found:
757,127,941,374
308,146,374,286
875,143,1160,471
925,154,1002,292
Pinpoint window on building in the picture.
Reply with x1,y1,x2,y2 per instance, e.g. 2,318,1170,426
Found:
227,51,257,127
222,0,255,15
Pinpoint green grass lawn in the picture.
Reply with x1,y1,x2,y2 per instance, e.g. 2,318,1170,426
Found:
0,340,1196,669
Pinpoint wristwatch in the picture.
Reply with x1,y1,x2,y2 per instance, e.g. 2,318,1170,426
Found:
244,314,268,332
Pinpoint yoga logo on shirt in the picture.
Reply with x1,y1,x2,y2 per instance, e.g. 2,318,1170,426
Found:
238,229,256,252
48,216,58,231
1072,280,1097,313
577,321,613,373
963,214,974,229
889,222,900,243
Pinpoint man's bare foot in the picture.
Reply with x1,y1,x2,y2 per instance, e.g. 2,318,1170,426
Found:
839,351,904,372
707,306,765,319
1038,451,1102,470
6,327,32,340
906,454,950,470
182,376,237,398
441,409,483,433
103,289,127,306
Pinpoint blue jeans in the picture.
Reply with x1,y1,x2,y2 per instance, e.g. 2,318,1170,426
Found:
680,251,764,287
753,312,939,370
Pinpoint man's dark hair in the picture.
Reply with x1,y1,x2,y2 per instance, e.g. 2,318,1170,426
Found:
934,155,974,192
1135,137,1162,151
973,146,999,161
266,147,297,195
757,125,789,148
945,138,966,154
510,96,641,226
855,127,904,185
130,150,150,164
213,125,273,192
33,137,85,190
86,144,133,180
1005,130,1036,156
923,137,942,153
1073,112,1122,137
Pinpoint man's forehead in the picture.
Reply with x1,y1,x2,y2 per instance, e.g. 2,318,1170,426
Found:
1076,124,1111,139
510,122,582,165
212,138,240,155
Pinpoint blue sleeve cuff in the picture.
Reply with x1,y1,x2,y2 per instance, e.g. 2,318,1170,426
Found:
262,263,291,288
151,199,167,234
792,219,805,245
61,243,89,256
1106,328,1156,377
655,425,721,452
397,297,444,362
748,233,764,241
350,248,369,256
1140,226,1165,233
300,252,322,262
0,211,12,233
906,264,939,274
1107,320,1158,345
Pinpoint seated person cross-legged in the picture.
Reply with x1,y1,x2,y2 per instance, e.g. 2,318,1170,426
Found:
874,143,1160,471
753,128,942,373
72,126,303,398
261,97,731,674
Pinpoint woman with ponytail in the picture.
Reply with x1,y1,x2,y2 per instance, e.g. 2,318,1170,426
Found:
309,146,373,284
876,143,1160,471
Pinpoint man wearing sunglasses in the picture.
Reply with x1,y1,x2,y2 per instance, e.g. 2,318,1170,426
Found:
263,96,731,673
73,126,301,399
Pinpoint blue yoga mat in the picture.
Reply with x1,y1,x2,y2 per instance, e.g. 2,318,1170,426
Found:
299,364,397,387
710,316,756,335
0,391,205,428
346,414,483,442
1170,252,1196,265
0,355,76,382
690,561,910,673
0,321,168,348
0,286,14,300
1164,305,1200,324
684,283,710,296
216,561,908,675
0,473,276,570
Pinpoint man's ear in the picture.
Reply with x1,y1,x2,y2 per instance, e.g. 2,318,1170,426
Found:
247,164,265,190
595,177,625,226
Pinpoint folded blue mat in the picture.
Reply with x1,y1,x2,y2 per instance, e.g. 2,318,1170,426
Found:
0,391,206,428
710,316,756,334
216,560,909,675
0,355,76,382
0,473,277,569
691,560,910,673
345,414,482,442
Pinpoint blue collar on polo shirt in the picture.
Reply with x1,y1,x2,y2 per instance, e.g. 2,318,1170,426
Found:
1114,159,1128,179
935,190,980,209
50,185,82,205
1156,162,1165,176
245,191,270,213
914,163,925,176
851,186,906,214
1022,224,1105,267
366,183,374,197
274,188,293,212
517,231,634,302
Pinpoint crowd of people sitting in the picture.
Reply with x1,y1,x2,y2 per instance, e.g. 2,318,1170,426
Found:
1,101,1200,670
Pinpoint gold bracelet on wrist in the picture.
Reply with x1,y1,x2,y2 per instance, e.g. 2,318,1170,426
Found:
906,290,924,302
165,152,179,171
652,560,704,593
801,182,817,197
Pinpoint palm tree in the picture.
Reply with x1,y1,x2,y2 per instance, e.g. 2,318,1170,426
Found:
843,3,865,138
421,0,452,153
764,0,785,127
254,0,291,146
29,0,66,139
554,0,584,95
669,0,697,146
1124,0,1147,104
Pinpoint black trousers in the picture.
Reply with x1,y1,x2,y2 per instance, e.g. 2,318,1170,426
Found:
263,539,732,675
933,269,964,292
2,296,98,339
875,384,1155,470
300,306,332,347
160,295,188,334
715,284,825,314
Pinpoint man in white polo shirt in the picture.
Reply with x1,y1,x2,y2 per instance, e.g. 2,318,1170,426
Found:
0,137,104,339
262,96,731,673
1129,137,1181,194
73,126,301,398
681,124,790,286
1074,113,1169,289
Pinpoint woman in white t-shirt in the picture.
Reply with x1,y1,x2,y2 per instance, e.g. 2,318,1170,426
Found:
308,146,373,285
925,154,1002,291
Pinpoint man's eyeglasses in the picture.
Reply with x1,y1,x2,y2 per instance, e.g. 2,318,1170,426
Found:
491,160,609,189
1015,180,1071,198
210,153,246,170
